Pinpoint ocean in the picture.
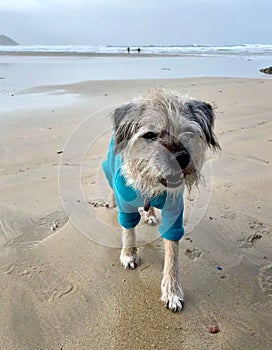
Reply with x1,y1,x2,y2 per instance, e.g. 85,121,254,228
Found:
1,44,272,57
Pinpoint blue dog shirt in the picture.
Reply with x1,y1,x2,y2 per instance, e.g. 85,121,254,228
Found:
102,138,184,241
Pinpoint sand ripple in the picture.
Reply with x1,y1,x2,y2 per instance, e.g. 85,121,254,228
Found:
0,205,68,250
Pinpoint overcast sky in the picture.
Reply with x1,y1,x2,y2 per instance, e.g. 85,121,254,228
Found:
0,0,271,46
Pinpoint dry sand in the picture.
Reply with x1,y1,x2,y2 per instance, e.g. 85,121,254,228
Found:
0,77,272,349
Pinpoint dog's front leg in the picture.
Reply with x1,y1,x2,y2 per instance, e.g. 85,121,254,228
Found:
161,239,184,312
120,228,139,269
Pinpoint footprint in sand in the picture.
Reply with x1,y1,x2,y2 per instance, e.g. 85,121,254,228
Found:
258,265,272,296
238,232,262,248
185,247,202,260
220,205,236,220
249,221,269,234
238,220,269,248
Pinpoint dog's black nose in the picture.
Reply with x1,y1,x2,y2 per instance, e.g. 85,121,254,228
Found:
175,150,190,169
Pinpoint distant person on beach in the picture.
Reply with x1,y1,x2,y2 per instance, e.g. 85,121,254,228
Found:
127,47,130,54
137,47,141,53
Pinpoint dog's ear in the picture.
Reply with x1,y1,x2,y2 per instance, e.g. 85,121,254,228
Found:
184,100,221,150
112,103,139,153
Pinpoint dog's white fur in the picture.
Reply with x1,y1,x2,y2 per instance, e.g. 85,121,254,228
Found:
101,89,220,311
120,227,139,269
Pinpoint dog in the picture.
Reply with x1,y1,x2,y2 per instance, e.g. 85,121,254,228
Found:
98,89,220,312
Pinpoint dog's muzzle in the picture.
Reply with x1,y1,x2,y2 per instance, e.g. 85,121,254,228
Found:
160,150,191,188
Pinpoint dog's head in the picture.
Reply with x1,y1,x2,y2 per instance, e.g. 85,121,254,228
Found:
112,89,220,197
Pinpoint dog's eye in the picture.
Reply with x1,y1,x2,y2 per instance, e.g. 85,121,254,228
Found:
142,132,158,140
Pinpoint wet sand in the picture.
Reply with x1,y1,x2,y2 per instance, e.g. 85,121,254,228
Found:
0,77,272,349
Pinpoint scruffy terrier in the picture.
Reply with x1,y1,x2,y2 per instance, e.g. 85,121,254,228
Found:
100,89,220,312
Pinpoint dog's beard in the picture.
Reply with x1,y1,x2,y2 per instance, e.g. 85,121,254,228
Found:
121,160,168,198
121,158,202,198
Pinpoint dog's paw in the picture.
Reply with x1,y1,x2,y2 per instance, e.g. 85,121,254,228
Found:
161,279,184,312
162,293,184,312
139,207,158,226
144,213,158,226
120,248,139,269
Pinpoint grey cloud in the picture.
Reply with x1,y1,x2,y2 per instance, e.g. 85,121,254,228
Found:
0,0,271,45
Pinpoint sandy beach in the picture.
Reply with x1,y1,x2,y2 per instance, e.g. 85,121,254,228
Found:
0,74,272,349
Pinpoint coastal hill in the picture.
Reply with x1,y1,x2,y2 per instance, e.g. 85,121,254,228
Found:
0,34,19,45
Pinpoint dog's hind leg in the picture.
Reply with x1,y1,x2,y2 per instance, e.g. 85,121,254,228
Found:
106,189,117,208
161,239,184,312
90,189,116,208
120,228,139,269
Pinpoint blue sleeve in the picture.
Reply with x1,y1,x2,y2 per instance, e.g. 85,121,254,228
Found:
102,138,115,188
114,169,141,229
102,137,141,229
118,211,141,229
159,193,184,241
